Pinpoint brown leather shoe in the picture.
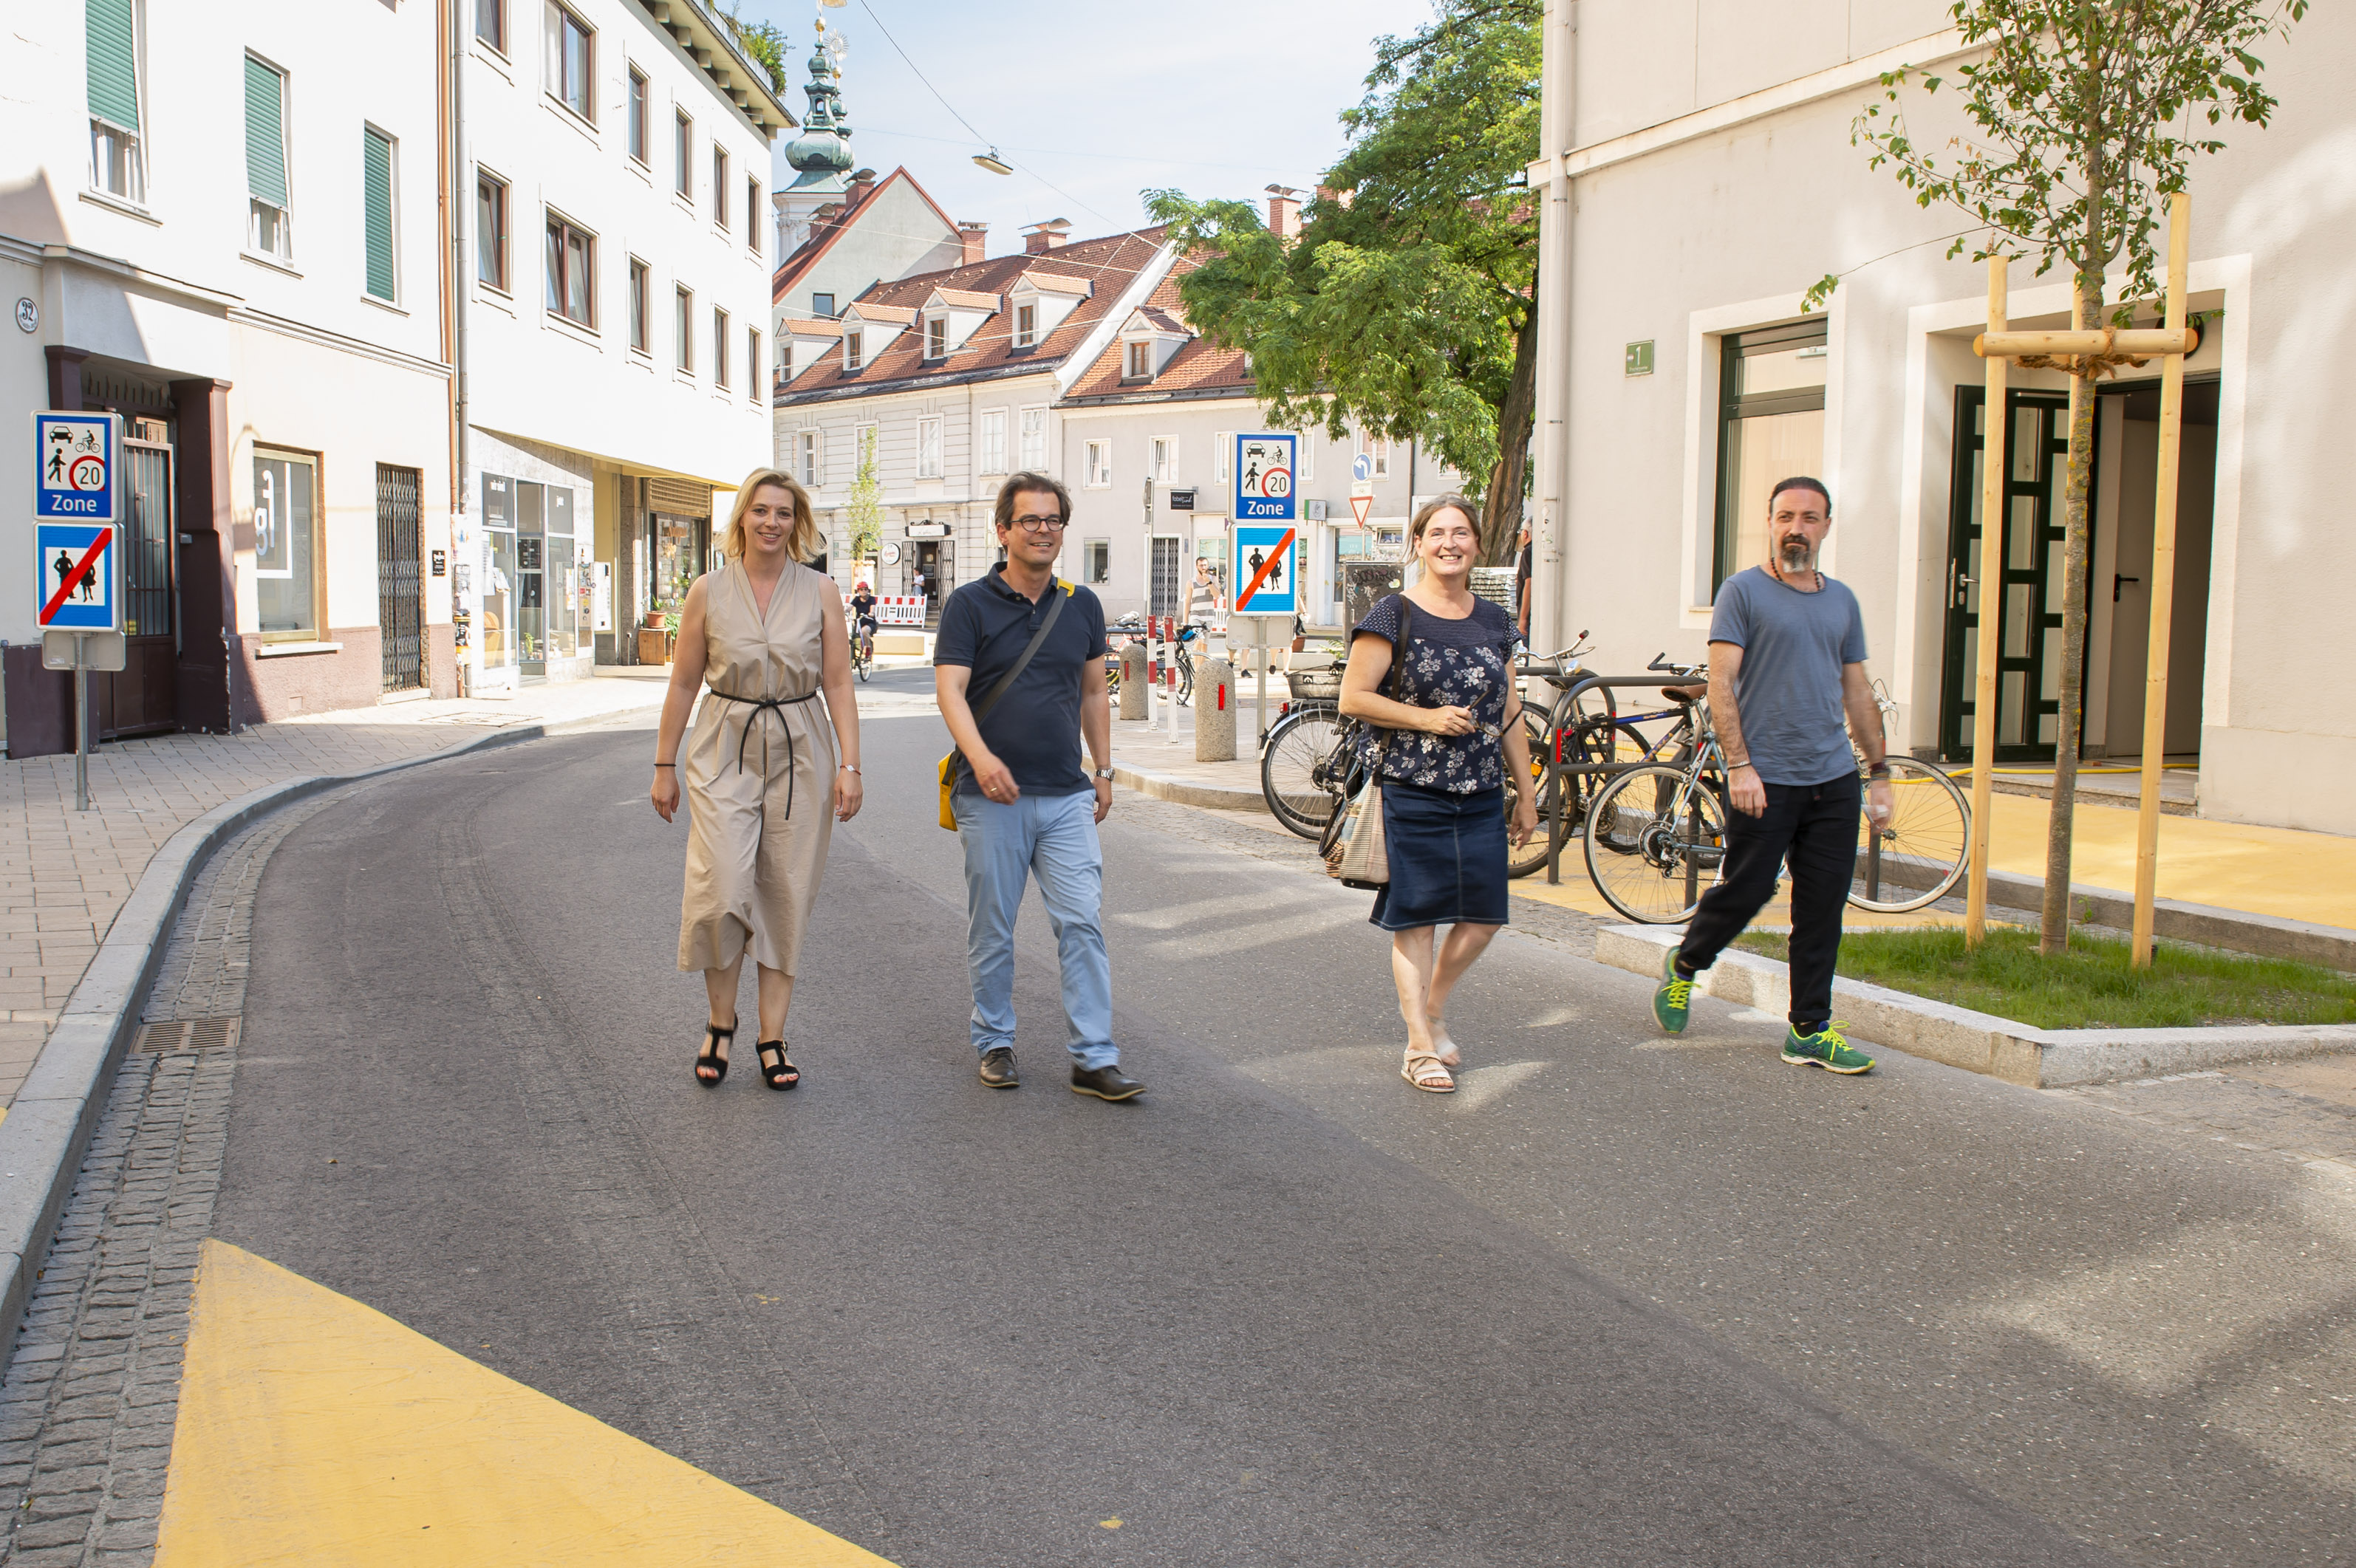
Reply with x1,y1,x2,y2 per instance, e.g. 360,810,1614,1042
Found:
1070,1063,1144,1101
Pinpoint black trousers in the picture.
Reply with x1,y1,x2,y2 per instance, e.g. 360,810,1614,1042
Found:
1676,772,1860,1030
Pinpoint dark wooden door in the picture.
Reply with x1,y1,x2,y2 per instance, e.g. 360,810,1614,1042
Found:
376,464,424,691
97,439,178,739
1939,388,2072,762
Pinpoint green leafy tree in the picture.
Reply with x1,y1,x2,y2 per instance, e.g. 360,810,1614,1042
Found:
1826,0,2303,953
714,4,790,96
1147,0,1540,563
845,426,883,570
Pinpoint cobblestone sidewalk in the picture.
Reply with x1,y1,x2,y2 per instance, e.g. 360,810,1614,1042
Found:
0,790,346,1565
0,673,667,1107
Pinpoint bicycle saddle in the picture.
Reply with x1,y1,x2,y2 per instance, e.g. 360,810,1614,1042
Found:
1660,683,1707,703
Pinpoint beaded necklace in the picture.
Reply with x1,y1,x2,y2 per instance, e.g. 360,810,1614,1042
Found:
1764,552,1825,593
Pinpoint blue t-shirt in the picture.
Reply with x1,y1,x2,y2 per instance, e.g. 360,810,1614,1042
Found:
1707,566,1867,786
934,566,1107,797
1351,592,1518,794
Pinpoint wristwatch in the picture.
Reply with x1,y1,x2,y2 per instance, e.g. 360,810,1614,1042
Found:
1093,766,1115,781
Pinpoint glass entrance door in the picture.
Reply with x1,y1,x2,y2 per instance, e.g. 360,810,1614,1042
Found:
1939,388,2072,761
517,479,546,679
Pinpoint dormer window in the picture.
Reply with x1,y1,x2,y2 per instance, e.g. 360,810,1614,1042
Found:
926,316,948,360
1014,303,1037,348
844,329,863,370
1125,341,1153,380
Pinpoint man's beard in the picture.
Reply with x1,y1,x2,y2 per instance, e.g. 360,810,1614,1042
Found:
1777,535,1816,573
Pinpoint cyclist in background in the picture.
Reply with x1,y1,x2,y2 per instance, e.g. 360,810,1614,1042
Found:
849,581,878,660
1650,476,1894,1075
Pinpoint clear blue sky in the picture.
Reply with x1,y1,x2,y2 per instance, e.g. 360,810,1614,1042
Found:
740,0,1441,256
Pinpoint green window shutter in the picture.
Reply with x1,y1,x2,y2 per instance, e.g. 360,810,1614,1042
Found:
86,0,139,132
362,130,395,299
245,56,288,208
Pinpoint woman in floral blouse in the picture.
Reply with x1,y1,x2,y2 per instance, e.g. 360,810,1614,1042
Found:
1338,496,1540,1093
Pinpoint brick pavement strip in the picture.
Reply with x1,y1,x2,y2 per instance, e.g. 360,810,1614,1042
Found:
0,795,340,1566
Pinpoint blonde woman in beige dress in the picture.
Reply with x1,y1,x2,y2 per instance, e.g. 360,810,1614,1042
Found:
650,469,861,1091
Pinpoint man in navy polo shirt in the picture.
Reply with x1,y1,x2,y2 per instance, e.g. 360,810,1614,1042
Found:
935,472,1141,1100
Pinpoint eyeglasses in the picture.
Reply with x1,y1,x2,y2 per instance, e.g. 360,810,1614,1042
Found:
1009,515,1066,534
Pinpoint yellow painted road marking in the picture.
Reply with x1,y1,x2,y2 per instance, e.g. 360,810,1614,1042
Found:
156,1239,896,1567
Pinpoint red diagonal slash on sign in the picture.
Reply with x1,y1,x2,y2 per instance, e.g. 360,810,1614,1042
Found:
41,530,112,624
1235,527,1295,609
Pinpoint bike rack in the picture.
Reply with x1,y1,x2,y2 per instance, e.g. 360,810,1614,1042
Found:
1534,671,1706,885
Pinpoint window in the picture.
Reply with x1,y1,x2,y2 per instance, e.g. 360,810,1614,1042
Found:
675,286,692,372
474,0,505,51
917,417,942,479
626,257,649,352
1153,436,1177,483
626,67,647,163
748,327,761,397
977,409,1006,474
361,128,396,301
86,0,143,202
811,292,834,318
796,431,820,487
1124,341,1153,379
1013,302,1037,348
673,110,692,196
544,212,593,326
747,177,761,250
843,329,863,370
1713,320,1828,589
926,316,947,360
544,2,593,122
714,307,730,386
244,53,291,258
477,172,508,290
1215,431,1232,481
1019,406,1047,469
1085,440,1110,488
1084,539,1110,585
1371,439,1390,479
1298,436,1314,482
253,450,320,640
712,147,728,227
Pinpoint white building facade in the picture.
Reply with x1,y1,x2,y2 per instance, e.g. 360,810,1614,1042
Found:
1526,0,2356,833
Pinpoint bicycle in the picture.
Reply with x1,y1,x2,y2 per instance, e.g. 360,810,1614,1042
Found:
1260,664,1346,838
1578,658,1733,922
1847,682,1971,913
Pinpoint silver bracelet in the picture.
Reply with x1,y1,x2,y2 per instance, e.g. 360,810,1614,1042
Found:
839,764,860,774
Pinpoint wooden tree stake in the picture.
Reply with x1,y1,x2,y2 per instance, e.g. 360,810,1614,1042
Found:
1964,255,2007,946
2131,192,2193,966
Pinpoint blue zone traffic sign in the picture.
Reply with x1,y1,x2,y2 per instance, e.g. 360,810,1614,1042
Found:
35,411,118,523
36,523,119,631
1232,524,1300,617
1232,432,1297,522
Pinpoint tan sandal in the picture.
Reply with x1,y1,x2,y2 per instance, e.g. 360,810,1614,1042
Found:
1427,1018,1461,1069
1401,1050,1455,1093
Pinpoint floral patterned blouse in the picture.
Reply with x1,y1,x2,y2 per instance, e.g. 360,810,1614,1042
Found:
1351,592,1518,793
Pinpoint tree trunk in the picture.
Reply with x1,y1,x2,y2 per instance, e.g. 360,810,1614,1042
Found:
1478,306,1541,566
2038,275,2103,954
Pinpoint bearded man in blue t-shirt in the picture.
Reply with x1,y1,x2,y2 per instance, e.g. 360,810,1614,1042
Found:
1648,477,1896,1074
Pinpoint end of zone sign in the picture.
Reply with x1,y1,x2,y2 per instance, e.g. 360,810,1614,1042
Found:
35,411,120,522
1231,524,1300,617
1232,432,1297,522
36,523,119,631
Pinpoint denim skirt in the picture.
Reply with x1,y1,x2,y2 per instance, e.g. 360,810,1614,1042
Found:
1369,781,1509,932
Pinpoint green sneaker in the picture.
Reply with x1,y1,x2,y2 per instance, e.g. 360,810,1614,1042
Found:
1782,1021,1875,1075
1652,947,1695,1035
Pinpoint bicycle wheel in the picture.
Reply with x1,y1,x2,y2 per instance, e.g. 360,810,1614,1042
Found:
1583,764,1729,924
1848,756,1971,912
1262,705,1346,838
1178,648,1195,705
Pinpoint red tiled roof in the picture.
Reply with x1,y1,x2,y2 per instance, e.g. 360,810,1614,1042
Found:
778,227,1170,400
1059,253,1252,402
843,302,918,324
1130,306,1186,335
780,318,845,337
930,287,1002,310
1014,270,1093,297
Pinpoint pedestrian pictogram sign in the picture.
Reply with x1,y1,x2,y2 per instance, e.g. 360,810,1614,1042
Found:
34,411,119,523
35,522,119,631
1232,432,1297,522
1231,524,1300,617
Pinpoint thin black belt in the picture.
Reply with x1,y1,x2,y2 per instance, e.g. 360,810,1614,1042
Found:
706,689,819,816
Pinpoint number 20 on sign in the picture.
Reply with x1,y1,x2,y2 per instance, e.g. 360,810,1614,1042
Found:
33,411,120,523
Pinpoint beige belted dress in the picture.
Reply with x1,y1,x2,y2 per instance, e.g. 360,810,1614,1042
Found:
677,560,837,976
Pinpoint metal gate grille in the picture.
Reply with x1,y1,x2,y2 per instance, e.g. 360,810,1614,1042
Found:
376,464,424,691
121,442,173,640
1150,537,1181,620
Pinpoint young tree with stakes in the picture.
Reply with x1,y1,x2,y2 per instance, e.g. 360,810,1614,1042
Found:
1814,0,2305,954
846,426,883,577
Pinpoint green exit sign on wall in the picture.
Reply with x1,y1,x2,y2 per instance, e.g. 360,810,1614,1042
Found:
1625,340,1655,377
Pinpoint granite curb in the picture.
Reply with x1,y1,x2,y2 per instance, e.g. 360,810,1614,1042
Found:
1110,760,1269,814
1594,922,2356,1089
0,702,656,1355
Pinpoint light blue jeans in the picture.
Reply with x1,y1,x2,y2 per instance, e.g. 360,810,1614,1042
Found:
955,788,1119,1069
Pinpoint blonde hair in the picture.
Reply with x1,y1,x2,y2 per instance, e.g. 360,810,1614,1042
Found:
719,468,822,562
1410,493,1480,544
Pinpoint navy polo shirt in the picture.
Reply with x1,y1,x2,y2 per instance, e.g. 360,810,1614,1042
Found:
934,564,1107,798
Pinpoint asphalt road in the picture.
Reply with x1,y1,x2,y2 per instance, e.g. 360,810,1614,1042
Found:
213,667,2354,1567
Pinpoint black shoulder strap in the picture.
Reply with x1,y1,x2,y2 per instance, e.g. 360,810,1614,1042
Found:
973,581,1073,724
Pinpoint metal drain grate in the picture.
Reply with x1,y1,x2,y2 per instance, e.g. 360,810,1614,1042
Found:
134,1018,241,1053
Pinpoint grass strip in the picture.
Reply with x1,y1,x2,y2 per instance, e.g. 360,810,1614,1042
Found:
1732,926,2356,1030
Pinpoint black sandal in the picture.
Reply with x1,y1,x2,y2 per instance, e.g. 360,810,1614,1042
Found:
757,1039,799,1091
695,1021,734,1086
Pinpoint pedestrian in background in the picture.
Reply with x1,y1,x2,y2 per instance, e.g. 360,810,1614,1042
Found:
652,468,862,1092
1514,523,1534,640
1339,496,1540,1093
935,472,1141,1102
1187,556,1222,626
1650,476,1892,1073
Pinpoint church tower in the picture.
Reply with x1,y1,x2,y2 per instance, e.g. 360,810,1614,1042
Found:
774,22,855,260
